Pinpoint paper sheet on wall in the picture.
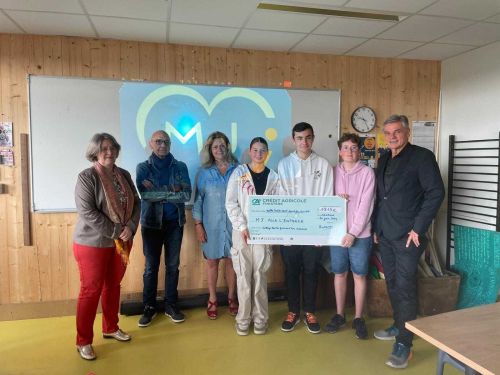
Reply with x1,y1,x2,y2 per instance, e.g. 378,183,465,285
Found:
412,121,436,154
0,122,13,147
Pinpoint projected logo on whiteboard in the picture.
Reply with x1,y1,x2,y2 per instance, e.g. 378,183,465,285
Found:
120,83,291,183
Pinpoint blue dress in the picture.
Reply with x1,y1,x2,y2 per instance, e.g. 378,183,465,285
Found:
192,163,237,259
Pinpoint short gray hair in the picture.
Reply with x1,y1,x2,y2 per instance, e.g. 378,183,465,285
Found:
384,114,409,128
85,133,121,162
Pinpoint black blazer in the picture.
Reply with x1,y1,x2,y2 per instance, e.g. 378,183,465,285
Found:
373,143,445,240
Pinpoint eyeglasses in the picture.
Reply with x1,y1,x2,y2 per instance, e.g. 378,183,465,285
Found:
341,145,359,152
154,139,171,146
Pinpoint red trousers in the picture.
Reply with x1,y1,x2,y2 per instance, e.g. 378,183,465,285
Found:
73,242,127,346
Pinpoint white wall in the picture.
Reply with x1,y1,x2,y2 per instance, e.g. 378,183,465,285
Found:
436,41,500,264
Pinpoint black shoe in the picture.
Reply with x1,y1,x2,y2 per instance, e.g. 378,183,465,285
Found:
165,304,185,323
304,312,321,334
281,312,300,332
138,306,157,327
324,314,346,333
352,317,368,339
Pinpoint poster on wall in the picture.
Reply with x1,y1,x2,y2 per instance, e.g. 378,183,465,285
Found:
376,132,388,155
359,134,376,168
0,122,13,147
0,149,14,166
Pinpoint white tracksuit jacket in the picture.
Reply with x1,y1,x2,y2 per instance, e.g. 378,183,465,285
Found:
277,151,334,196
225,164,279,327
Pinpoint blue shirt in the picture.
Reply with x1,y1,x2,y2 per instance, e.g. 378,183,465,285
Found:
193,163,237,259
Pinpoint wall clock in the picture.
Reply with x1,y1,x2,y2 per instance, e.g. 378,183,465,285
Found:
351,106,376,133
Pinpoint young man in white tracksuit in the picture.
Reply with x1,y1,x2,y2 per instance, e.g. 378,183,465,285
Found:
277,122,334,334
225,137,280,336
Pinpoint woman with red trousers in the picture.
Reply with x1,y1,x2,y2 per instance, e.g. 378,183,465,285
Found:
73,133,140,360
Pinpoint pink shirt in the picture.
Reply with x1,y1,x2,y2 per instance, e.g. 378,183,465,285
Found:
334,161,375,238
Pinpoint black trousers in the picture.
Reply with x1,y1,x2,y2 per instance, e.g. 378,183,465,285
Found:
280,245,322,314
378,235,427,348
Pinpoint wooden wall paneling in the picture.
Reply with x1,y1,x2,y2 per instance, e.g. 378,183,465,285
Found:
88,38,107,78
138,42,158,82
121,236,145,293
0,195,10,304
373,58,393,133
120,41,140,80
266,51,287,88
229,49,251,86
42,37,62,76
61,37,89,78
190,46,206,84
104,39,121,80
389,59,407,116
66,215,80,298
247,50,268,87
7,246,20,303
204,46,227,85
417,62,440,120
27,35,45,76
33,213,53,301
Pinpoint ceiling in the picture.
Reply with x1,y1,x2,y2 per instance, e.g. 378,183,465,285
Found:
1,0,500,61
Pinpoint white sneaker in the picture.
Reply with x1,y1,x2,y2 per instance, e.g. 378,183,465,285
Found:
254,323,268,335
235,323,249,336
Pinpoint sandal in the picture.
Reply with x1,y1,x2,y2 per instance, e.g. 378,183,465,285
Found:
228,298,238,316
207,300,218,320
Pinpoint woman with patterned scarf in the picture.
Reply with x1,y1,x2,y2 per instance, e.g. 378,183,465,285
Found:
73,133,140,360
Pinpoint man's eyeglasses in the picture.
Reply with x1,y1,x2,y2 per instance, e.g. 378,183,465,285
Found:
154,139,171,146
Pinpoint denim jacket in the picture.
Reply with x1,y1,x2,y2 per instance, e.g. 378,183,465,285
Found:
136,154,192,229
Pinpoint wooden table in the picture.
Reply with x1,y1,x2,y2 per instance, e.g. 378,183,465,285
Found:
406,303,500,375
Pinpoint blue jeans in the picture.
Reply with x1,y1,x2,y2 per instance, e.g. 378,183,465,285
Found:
141,220,184,308
330,237,372,275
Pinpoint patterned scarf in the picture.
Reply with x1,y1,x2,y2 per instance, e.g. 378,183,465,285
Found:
94,162,135,264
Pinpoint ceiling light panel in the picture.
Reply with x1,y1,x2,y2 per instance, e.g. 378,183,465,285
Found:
257,3,399,21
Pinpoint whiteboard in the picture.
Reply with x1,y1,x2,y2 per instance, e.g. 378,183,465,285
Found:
29,76,340,212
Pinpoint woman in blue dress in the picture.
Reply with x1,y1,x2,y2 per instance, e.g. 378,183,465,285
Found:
193,132,239,319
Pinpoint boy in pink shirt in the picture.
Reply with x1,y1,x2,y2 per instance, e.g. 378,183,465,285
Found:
325,133,375,339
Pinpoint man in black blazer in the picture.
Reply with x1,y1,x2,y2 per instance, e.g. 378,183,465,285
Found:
373,114,444,369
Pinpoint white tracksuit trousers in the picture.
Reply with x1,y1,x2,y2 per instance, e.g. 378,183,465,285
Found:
231,232,272,327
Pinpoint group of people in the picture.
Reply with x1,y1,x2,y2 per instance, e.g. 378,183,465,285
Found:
72,114,444,370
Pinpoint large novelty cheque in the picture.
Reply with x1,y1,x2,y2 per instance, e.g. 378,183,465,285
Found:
248,195,346,246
